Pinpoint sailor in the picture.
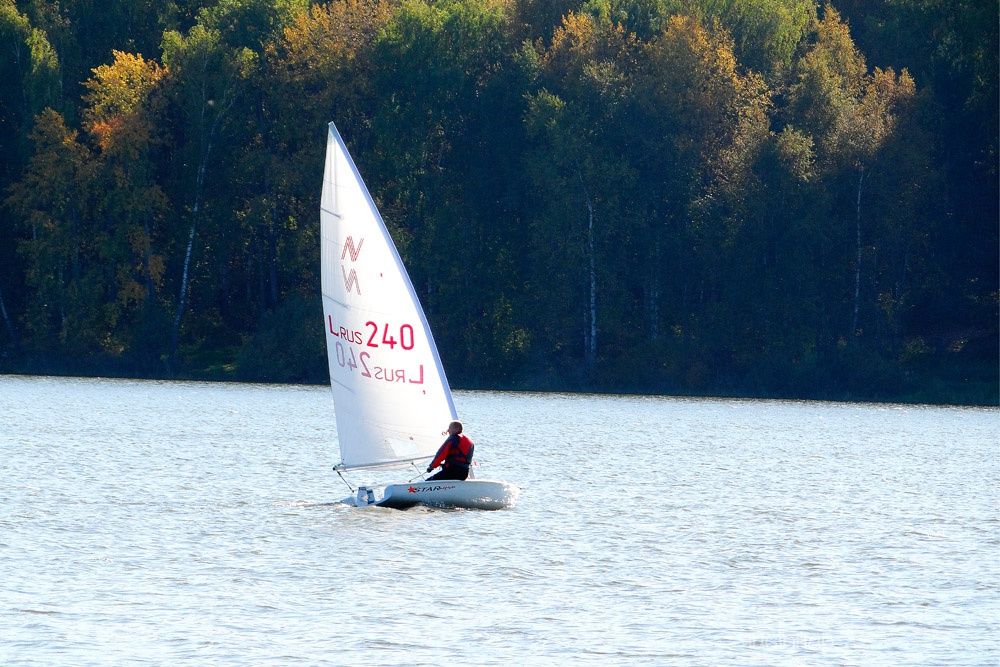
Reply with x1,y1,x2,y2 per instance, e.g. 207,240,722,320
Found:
426,420,474,481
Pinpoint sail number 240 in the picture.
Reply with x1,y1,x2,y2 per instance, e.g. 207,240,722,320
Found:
327,316,425,384
327,316,415,351
365,321,414,350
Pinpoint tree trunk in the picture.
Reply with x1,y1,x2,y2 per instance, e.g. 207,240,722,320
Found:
268,213,278,307
647,225,660,341
585,188,596,374
168,66,239,364
245,245,254,305
171,216,198,360
143,218,155,302
851,168,866,336
0,285,17,347
170,150,208,365
257,235,267,310
58,268,65,337
70,210,80,281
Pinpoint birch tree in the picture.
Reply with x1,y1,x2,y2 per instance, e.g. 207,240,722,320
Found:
160,24,256,363
526,11,637,380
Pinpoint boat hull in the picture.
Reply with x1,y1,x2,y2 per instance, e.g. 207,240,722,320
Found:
376,479,519,510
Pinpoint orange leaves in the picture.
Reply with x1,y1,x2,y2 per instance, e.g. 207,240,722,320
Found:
790,8,916,172
544,11,634,92
85,51,165,119
550,11,598,55
269,0,389,100
83,51,166,156
279,0,389,63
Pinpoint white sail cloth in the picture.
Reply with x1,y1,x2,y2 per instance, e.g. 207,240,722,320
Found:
321,122,456,470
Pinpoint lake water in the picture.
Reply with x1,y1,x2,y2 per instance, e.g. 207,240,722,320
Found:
1,375,997,665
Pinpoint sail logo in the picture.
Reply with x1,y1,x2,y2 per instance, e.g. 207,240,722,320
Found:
342,236,364,262
341,235,364,295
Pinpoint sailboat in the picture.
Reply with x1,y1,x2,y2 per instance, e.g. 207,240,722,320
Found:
320,122,519,510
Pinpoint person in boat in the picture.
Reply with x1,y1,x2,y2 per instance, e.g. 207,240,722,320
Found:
425,420,474,481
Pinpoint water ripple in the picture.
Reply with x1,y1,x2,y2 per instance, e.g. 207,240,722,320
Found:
0,376,997,665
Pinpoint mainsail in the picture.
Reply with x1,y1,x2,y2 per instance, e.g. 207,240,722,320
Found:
321,122,456,470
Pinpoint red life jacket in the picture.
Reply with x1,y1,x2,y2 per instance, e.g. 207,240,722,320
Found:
430,433,475,470
445,434,474,469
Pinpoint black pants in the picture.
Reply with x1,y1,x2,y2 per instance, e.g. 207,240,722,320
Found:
427,465,469,481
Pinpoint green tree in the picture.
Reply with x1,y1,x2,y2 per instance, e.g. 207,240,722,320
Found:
197,0,309,51
707,0,814,76
160,23,257,363
17,0,164,110
838,0,998,357
0,1,60,348
82,50,170,361
629,14,770,388
787,8,918,341
0,1,59,183
263,0,392,289
370,0,530,384
523,11,639,381
6,109,100,354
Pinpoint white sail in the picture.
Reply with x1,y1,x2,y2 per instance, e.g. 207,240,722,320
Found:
321,122,456,470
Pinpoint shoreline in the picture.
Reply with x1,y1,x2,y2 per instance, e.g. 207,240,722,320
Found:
3,363,995,408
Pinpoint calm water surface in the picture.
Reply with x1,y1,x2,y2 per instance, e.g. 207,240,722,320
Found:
1,375,997,665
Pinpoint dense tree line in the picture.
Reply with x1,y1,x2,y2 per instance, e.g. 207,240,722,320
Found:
0,0,996,403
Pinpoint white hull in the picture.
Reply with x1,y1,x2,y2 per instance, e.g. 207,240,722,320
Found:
371,479,520,510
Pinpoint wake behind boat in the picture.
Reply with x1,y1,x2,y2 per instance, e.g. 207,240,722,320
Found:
320,121,519,510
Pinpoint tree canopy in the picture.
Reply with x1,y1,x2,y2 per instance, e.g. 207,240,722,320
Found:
1,0,996,404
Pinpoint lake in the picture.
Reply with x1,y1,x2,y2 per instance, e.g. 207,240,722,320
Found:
1,375,997,665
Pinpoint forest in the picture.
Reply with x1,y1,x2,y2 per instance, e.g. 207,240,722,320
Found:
0,0,996,404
